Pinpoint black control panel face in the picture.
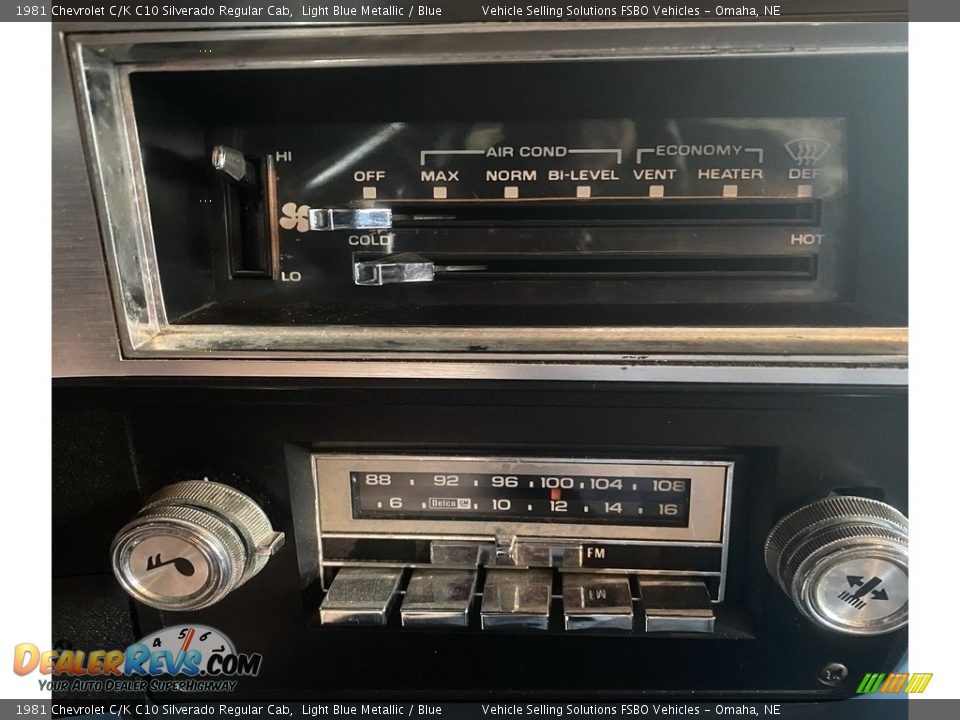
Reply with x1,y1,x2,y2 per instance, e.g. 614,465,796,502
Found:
314,455,730,602
128,55,907,331
217,118,845,324
53,382,910,698
280,117,843,299
289,116,842,207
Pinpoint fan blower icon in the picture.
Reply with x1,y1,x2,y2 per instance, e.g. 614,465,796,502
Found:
784,138,831,166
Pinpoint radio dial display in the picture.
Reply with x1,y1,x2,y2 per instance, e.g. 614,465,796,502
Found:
352,470,691,526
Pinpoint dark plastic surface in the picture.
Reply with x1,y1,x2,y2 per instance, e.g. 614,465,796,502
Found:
52,381,907,699
130,53,906,328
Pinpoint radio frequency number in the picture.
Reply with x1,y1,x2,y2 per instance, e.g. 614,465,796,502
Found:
352,470,692,527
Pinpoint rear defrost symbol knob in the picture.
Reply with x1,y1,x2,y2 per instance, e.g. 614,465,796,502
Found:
111,481,284,611
764,496,907,635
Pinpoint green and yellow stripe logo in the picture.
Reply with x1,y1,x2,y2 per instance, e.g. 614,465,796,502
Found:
857,672,933,694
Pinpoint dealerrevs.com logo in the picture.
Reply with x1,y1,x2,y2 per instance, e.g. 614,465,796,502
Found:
13,625,262,693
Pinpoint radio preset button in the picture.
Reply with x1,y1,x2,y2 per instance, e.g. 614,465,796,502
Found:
401,569,477,627
512,541,583,568
429,540,496,566
320,567,403,625
640,581,716,633
481,569,553,630
562,573,634,631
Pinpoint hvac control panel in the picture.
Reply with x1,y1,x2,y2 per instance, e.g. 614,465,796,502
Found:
107,51,906,345
255,118,840,293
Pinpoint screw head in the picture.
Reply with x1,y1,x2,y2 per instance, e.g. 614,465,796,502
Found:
818,662,849,686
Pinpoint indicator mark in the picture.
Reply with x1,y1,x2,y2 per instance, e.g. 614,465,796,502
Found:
797,184,813,198
420,149,486,166
722,184,739,198
576,186,591,198
527,504,533,511
473,480,479,487
579,482,585,489
632,483,637,491
584,506,590,512
180,627,196,654
649,185,665,198
529,481,534,488
636,148,657,164
377,502,383,509
503,186,519,199
362,186,377,200
838,575,889,611
784,138,830,165
145,554,195,578
473,503,478,510
409,478,415,485
432,186,447,199
568,148,623,164
550,488,562,501
421,502,426,509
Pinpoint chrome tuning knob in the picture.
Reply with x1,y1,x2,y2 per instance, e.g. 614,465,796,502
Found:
111,481,284,611
764,496,908,635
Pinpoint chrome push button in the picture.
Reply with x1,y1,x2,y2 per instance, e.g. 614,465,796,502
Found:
562,573,634,631
320,567,403,625
401,569,477,627
480,569,553,630
639,581,716,633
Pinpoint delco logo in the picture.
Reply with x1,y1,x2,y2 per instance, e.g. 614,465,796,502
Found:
13,625,262,678
857,672,933,694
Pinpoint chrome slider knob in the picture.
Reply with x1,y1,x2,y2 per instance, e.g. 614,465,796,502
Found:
764,496,908,635
111,481,284,611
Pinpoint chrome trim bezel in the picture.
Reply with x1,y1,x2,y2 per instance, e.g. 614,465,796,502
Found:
311,454,734,600
65,22,908,383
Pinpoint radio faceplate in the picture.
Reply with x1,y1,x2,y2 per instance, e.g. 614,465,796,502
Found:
310,454,733,627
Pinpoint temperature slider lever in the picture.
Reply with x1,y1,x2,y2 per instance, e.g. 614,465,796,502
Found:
309,207,392,231
353,254,486,286
353,253,435,286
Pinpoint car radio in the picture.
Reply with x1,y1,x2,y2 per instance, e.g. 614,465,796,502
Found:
310,454,733,630
52,20,908,702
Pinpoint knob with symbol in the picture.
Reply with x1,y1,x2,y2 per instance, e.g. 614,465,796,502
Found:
764,496,908,635
111,481,284,611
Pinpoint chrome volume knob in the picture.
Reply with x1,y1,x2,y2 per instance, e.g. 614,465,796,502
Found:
111,481,284,611
764,496,908,636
